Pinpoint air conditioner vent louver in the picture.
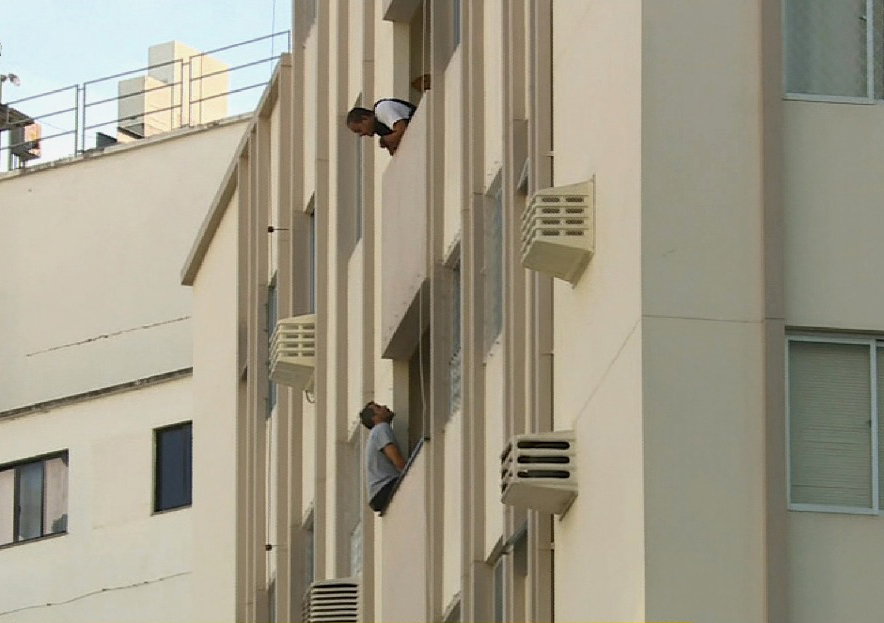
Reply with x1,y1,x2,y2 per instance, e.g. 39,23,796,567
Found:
520,179,594,284
270,314,316,389
501,431,577,515
302,578,359,622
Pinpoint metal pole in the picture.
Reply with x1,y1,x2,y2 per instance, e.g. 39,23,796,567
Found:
80,84,87,150
73,85,80,153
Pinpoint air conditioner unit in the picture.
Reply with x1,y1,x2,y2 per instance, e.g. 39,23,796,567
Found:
303,578,359,623
520,179,594,284
501,431,576,515
270,314,316,389
10,121,41,161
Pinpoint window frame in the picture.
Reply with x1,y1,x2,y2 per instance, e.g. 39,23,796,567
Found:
153,421,193,514
0,450,69,547
786,334,880,514
267,273,279,414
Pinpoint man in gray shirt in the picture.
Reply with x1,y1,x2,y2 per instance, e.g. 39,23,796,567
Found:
359,401,407,513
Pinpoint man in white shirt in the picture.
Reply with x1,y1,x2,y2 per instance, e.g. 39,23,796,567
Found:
359,401,407,513
346,98,417,155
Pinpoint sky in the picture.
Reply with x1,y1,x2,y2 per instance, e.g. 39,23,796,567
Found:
0,0,292,160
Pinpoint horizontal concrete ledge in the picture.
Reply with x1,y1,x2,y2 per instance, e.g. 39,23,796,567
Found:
0,367,193,421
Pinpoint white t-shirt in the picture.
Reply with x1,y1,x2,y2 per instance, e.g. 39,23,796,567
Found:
374,100,413,129
365,421,401,499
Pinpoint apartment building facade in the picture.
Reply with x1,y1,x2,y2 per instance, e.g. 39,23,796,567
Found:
181,1,884,622
0,118,248,622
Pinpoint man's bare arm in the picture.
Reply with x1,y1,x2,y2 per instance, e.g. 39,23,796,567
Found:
382,442,407,471
381,120,409,154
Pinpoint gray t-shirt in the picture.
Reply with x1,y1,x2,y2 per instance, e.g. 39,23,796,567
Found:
366,421,401,499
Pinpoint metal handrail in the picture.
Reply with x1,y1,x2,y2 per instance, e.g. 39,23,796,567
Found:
0,32,291,171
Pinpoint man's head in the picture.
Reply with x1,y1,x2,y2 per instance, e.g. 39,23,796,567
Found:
359,401,394,429
346,107,375,137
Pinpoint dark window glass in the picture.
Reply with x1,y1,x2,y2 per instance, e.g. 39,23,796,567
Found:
155,423,193,512
17,461,43,541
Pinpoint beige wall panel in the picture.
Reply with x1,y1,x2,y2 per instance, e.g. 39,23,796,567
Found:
554,328,645,622
640,2,765,324
483,345,505,557
442,412,463,606
642,317,765,623
0,121,247,413
347,244,365,428
788,512,884,622
0,378,194,622
551,0,643,428
270,103,281,277
303,397,317,510
483,0,504,189
443,48,464,255
379,450,427,622
304,29,318,205
379,103,428,352
191,201,239,621
784,101,884,332
348,0,364,102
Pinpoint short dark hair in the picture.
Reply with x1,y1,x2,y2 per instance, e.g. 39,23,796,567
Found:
346,107,373,125
359,402,376,429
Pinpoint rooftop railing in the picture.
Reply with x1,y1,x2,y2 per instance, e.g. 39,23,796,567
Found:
0,31,291,173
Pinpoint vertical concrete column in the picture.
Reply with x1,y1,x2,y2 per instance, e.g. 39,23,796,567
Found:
313,0,331,584
460,0,492,620
236,153,251,623
359,2,377,619
426,0,450,618
273,55,295,623
525,1,554,620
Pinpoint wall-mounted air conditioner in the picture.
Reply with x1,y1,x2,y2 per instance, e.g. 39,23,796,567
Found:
520,179,594,284
501,431,576,515
270,314,316,389
303,578,359,622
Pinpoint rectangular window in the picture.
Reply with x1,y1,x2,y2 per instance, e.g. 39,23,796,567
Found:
304,509,315,587
450,258,462,416
267,277,278,413
0,452,68,546
484,185,504,354
154,422,193,512
787,336,884,513
785,0,884,100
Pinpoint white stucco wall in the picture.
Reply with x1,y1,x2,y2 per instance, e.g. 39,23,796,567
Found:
0,121,248,414
0,377,194,623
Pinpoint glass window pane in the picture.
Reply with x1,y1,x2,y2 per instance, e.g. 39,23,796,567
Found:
17,461,44,541
156,424,193,511
789,341,872,507
43,455,68,535
0,469,14,545
785,0,871,98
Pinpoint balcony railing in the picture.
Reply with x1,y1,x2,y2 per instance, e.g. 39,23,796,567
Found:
0,32,290,173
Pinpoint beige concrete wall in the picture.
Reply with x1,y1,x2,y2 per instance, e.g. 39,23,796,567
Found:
640,1,770,621
783,98,884,622
190,197,239,622
0,377,194,623
441,411,462,607
483,0,503,189
483,345,505,558
379,450,427,622
0,121,248,414
550,1,646,621
347,243,365,426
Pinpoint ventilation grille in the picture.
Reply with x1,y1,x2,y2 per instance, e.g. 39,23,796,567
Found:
303,578,359,623
270,314,316,388
520,179,594,284
501,431,577,515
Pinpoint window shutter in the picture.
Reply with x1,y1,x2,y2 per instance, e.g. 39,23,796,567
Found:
789,340,873,508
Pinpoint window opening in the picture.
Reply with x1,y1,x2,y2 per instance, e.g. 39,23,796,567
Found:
0,452,68,546
154,422,193,512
